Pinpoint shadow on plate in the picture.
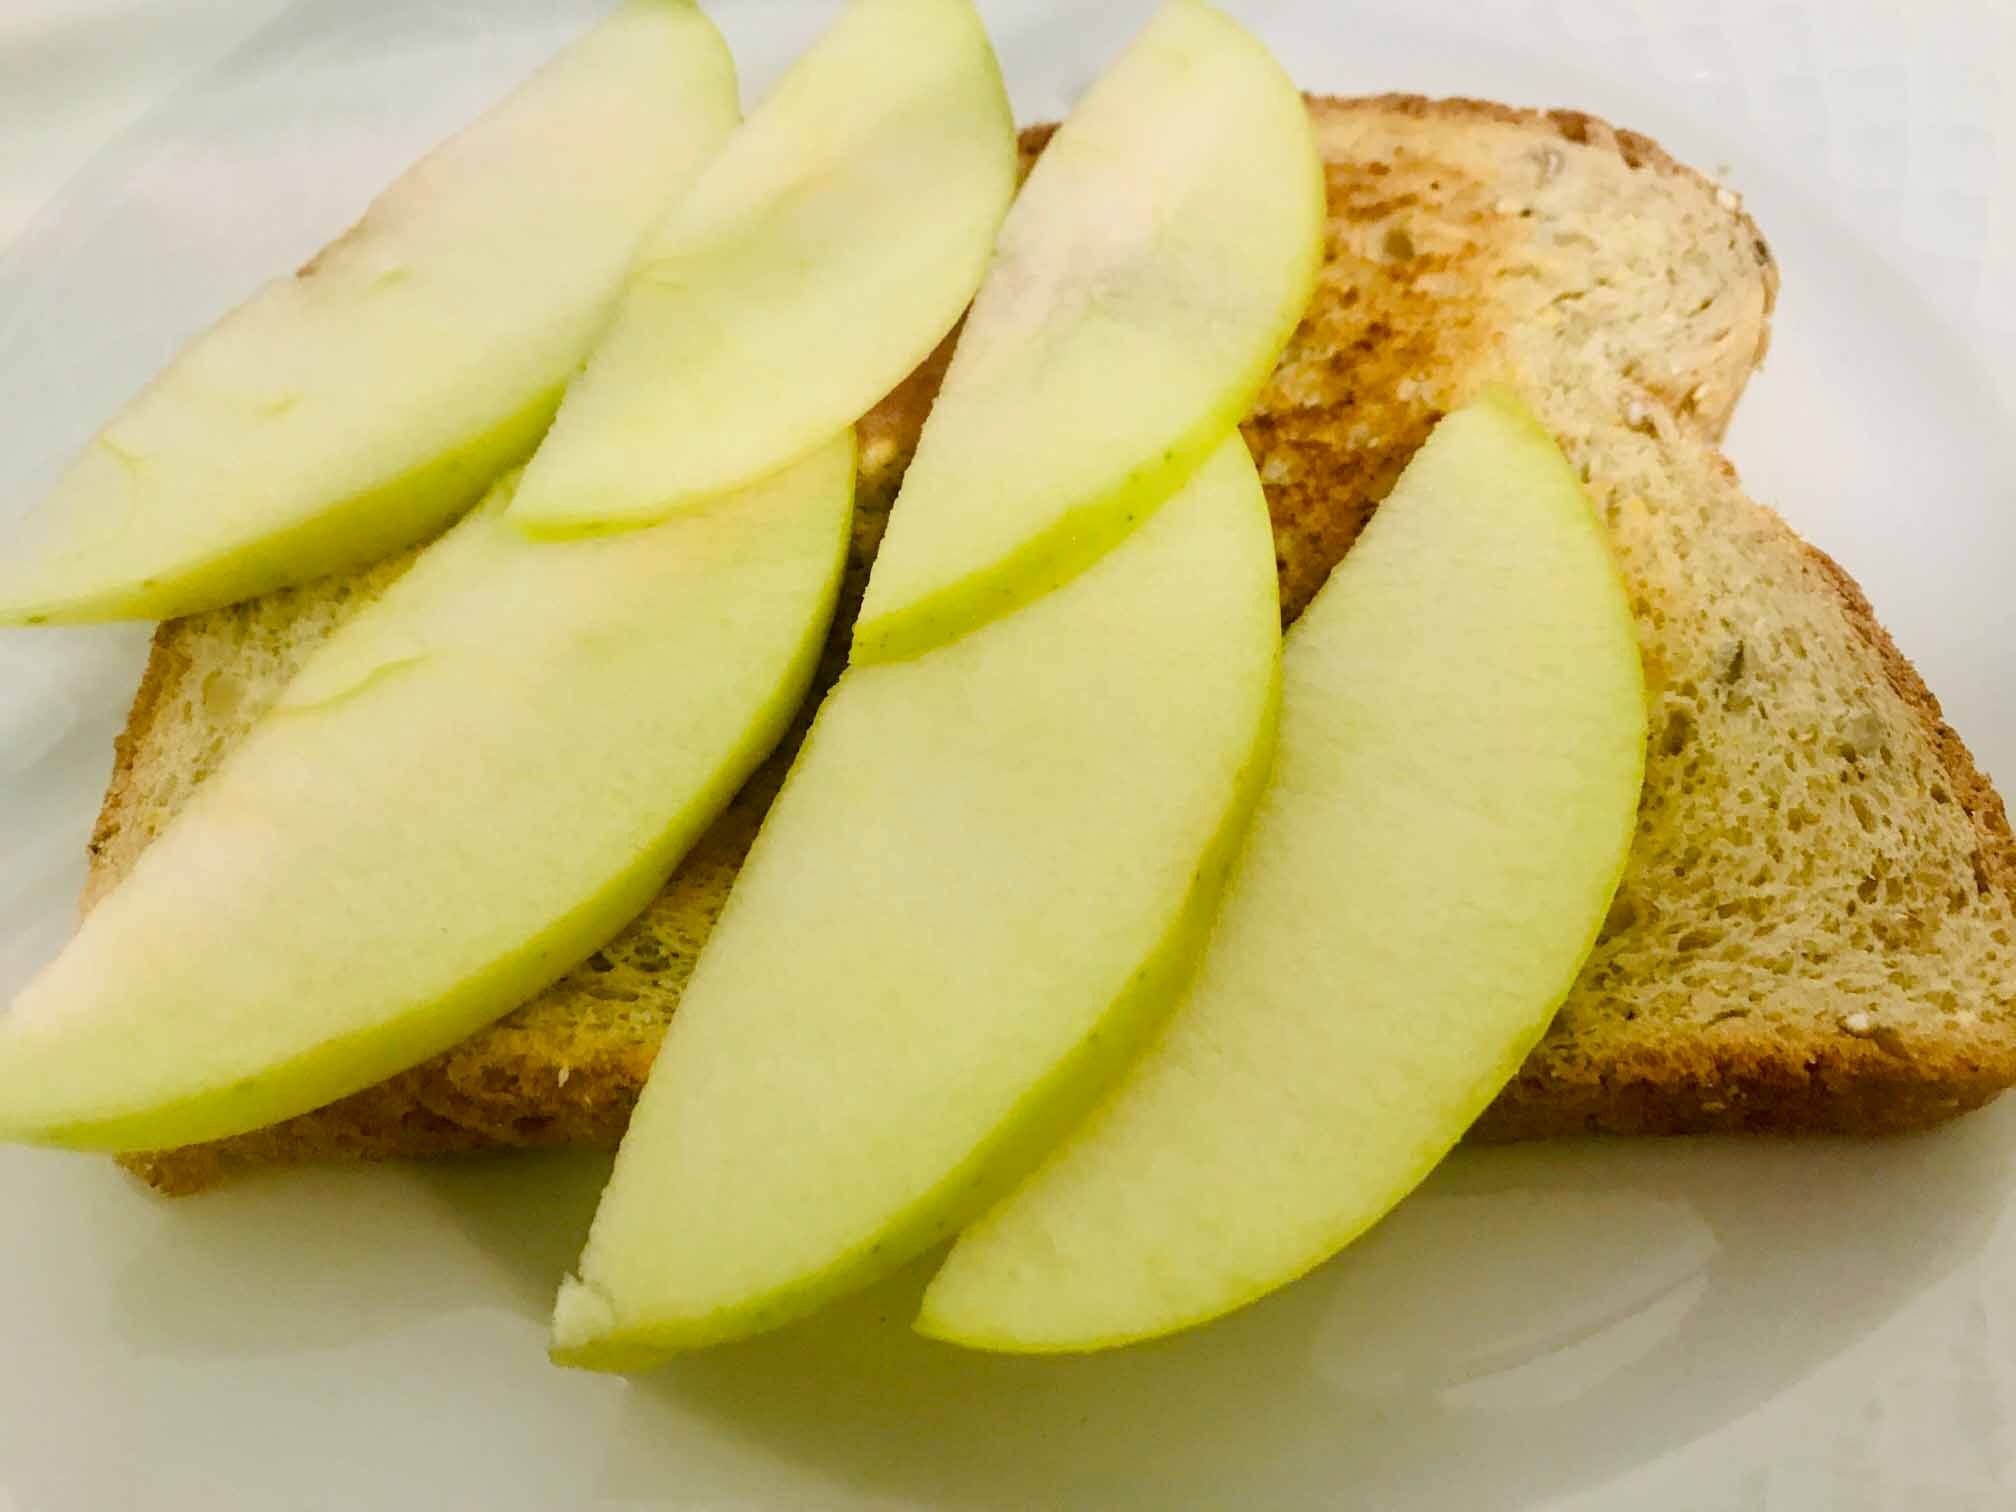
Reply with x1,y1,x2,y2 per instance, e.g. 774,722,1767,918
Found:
105,1148,612,1359
99,1103,2010,1507
411,1146,615,1316
590,1105,2012,1510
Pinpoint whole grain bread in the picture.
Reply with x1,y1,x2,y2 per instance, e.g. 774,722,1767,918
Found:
89,97,2016,1194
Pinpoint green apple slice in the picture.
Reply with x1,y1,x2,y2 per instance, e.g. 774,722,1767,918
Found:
848,0,1322,664
550,436,1280,1369
919,391,1647,1352
0,436,853,1152
506,0,1016,536
0,0,737,626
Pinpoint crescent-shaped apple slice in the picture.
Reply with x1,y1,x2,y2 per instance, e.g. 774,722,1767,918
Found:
0,438,852,1151
506,0,1016,535
551,436,1279,1369
0,0,738,625
849,0,1323,663
920,392,1647,1352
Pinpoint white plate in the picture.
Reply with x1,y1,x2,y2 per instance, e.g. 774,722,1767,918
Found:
2,3,2013,1508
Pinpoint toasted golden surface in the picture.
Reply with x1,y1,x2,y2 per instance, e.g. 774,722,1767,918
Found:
91,98,2015,1195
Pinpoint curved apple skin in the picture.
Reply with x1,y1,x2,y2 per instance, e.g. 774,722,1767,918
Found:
918,391,1647,1353
0,0,738,626
0,436,853,1152
848,0,1323,665
549,437,1280,1370
506,0,1017,536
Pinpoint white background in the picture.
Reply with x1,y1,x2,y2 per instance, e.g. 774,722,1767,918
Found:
1,2,2012,1507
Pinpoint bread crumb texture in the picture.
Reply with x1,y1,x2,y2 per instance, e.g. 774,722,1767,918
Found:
96,98,2012,1193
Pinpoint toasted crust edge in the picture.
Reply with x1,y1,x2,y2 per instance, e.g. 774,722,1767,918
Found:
1800,539,2016,899
82,623,192,913
1472,1038,2011,1139
1319,92,1781,377
1474,501,2016,1140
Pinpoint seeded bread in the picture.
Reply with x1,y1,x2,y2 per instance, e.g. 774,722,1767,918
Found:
89,97,2015,1193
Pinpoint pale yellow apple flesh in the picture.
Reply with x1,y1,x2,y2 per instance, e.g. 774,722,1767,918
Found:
848,0,1323,664
919,392,1647,1352
507,0,1016,535
0,437,853,1151
550,437,1280,1370
0,0,738,625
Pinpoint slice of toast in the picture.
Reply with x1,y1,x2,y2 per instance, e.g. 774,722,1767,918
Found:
83,97,2016,1194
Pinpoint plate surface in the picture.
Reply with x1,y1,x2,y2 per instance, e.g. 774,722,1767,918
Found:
2,3,2013,1508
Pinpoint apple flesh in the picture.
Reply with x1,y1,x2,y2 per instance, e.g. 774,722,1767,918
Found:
0,0,738,625
848,0,1323,664
508,0,1016,535
919,391,1647,1352
0,437,853,1152
550,436,1280,1369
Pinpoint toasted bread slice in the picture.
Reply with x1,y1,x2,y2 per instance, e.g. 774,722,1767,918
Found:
86,97,2014,1194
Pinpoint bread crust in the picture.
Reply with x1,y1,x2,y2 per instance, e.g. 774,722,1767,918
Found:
83,623,190,913
1340,91,1779,324
1474,505,2016,1140
1800,540,2016,899
92,96,2009,1195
